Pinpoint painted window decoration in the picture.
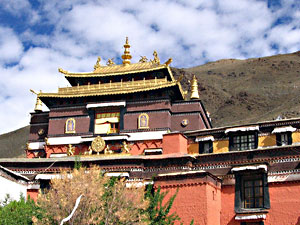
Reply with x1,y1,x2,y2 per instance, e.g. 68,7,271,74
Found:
138,113,149,129
65,118,76,133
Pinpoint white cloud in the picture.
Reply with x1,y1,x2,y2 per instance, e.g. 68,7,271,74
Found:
0,27,23,64
0,0,299,134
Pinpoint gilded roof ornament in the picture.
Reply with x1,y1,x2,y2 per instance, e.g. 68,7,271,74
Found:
106,58,115,66
58,68,68,74
190,74,200,99
121,37,132,65
139,56,148,63
30,89,43,112
94,57,101,71
164,58,172,66
151,51,160,65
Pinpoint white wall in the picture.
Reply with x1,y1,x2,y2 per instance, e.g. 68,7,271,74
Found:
0,176,27,202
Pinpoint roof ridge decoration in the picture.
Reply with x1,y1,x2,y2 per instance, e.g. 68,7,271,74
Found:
58,37,173,77
121,37,132,65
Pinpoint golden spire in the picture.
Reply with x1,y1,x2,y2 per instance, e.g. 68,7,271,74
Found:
121,37,132,65
190,75,200,99
30,89,43,112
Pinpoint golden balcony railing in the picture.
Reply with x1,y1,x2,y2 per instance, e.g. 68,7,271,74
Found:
58,77,170,94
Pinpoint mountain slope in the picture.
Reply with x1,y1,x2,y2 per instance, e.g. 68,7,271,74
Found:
172,51,300,127
0,126,29,158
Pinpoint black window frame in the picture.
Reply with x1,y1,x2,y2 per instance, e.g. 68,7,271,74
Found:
234,171,270,213
241,222,264,225
229,131,258,151
199,140,213,154
276,132,292,146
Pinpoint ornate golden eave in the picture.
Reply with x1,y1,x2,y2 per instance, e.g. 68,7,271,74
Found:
38,78,184,99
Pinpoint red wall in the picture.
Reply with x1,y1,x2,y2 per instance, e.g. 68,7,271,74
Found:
266,181,300,225
220,181,300,225
220,185,239,225
162,133,187,154
27,189,39,202
154,174,221,225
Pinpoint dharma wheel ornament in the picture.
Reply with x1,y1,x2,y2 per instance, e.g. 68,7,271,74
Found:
91,136,106,153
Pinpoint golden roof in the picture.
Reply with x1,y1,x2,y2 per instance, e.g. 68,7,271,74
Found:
37,38,185,100
38,77,185,98
58,37,173,78
59,61,173,78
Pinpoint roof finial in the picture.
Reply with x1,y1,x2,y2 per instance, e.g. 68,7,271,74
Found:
190,75,200,99
30,89,43,112
122,37,132,65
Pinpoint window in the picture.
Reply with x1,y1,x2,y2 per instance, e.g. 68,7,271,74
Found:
199,141,213,154
230,132,258,151
276,132,292,146
234,171,270,213
94,112,120,134
243,176,264,209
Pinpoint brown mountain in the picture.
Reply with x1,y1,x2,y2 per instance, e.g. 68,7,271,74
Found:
1,51,300,158
172,50,300,127
0,126,29,158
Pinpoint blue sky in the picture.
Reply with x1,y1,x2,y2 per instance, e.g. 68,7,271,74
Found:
0,0,299,134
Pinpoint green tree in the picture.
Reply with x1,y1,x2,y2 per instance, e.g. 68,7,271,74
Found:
145,185,181,225
0,194,41,225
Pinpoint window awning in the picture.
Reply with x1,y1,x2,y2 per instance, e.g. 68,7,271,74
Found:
105,172,129,177
144,148,163,155
272,126,296,133
86,101,126,108
235,213,267,221
231,164,267,173
225,126,259,134
95,117,119,124
195,135,214,142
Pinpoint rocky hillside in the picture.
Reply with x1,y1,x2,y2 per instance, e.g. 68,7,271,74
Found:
172,51,300,127
1,51,300,158
0,126,29,158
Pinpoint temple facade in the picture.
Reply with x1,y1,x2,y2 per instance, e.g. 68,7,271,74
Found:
26,37,211,159
2,38,300,224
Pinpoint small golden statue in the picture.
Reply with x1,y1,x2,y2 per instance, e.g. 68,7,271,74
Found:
85,146,93,155
107,58,115,66
67,144,75,156
104,144,114,154
121,141,130,153
94,56,101,71
139,56,148,63
151,51,160,65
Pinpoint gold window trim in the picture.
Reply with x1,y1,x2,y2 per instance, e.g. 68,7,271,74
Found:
138,113,149,129
65,118,76,134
